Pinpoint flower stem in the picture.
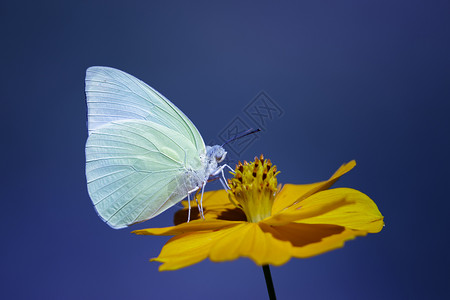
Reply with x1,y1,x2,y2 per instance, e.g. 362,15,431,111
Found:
262,265,276,300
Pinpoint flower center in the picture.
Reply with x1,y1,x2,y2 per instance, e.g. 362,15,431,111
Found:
227,155,279,223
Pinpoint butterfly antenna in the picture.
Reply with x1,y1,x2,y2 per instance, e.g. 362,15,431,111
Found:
221,128,261,146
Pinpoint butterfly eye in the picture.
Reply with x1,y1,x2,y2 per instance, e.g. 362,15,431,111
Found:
215,150,227,163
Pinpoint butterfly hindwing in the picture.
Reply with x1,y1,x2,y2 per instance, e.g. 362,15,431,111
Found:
85,119,203,229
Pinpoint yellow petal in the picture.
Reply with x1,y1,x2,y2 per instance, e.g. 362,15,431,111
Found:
132,219,241,236
174,190,245,224
180,190,234,209
151,230,227,271
260,222,345,246
290,228,367,257
260,222,367,258
272,160,356,214
266,188,384,233
209,223,293,266
173,205,246,224
296,188,383,232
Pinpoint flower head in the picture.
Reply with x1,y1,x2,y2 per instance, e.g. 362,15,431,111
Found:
228,156,279,222
133,157,384,271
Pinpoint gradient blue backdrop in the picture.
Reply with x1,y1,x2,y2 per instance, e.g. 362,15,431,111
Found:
2,1,449,299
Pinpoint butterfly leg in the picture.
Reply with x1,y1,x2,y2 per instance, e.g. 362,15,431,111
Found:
218,176,229,191
223,164,235,173
209,173,229,191
212,164,234,190
222,164,235,189
187,191,191,223
198,181,207,220
187,186,200,223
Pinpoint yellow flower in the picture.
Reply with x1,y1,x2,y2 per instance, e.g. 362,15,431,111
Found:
133,156,384,271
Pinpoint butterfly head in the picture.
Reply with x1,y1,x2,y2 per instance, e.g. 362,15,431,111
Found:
206,145,227,163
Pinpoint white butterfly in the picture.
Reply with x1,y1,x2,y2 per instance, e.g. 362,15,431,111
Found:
85,66,232,229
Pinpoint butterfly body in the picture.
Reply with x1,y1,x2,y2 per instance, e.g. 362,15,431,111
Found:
85,67,227,229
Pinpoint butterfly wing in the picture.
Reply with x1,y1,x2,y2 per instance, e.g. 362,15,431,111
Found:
86,120,203,229
85,66,205,153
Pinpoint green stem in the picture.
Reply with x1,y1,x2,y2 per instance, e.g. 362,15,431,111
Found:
262,265,277,300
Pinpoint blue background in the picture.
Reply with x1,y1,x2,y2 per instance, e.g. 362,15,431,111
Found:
2,1,449,299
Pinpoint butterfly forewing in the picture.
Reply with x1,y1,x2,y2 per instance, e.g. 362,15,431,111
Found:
85,66,205,153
